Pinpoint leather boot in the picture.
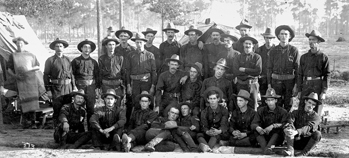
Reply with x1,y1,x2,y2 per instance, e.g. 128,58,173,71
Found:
69,132,92,149
144,137,164,152
173,132,189,152
256,135,267,151
109,134,121,151
182,132,198,152
198,143,212,152
295,138,319,157
207,136,217,149
264,133,279,155
281,136,294,156
122,133,134,152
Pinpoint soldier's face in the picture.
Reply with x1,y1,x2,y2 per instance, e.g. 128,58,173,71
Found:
207,94,219,108
223,37,233,48
139,97,150,110
104,95,116,108
168,108,179,121
135,40,145,50
239,27,250,37
214,65,226,78
211,32,221,42
82,44,92,55
166,30,175,40
265,98,277,109
243,40,253,52
15,40,25,50
309,36,319,49
106,41,116,52
264,37,274,45
237,97,248,109
55,43,65,53
119,32,130,43
73,95,85,106
278,30,290,43
168,61,179,71
188,31,198,42
145,33,155,44
189,67,198,80
304,99,316,112
181,105,190,117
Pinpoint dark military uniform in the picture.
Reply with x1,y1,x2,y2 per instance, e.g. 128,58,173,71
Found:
201,77,233,112
144,45,161,75
229,107,257,147
224,47,240,81
267,44,299,111
180,79,202,117
202,43,226,78
172,114,200,152
179,43,203,72
159,41,181,74
297,50,330,115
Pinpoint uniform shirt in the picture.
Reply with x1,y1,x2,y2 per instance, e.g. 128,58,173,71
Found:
298,50,330,93
179,42,203,71
288,109,321,137
256,44,275,76
71,55,100,87
201,76,233,102
159,40,181,65
180,79,202,107
156,70,187,94
98,54,125,81
144,45,161,74
229,107,256,136
59,103,86,132
7,51,40,73
267,44,299,84
224,47,241,80
233,51,262,81
128,108,158,131
115,44,135,85
127,49,157,85
203,43,226,78
251,106,289,130
178,115,200,132
44,54,76,90
90,105,126,130
200,104,229,133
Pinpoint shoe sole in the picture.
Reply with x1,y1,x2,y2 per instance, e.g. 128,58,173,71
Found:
122,134,131,152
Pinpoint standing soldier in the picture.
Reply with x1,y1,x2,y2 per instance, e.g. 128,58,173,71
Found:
268,25,299,112
159,22,181,74
180,25,204,72
142,28,161,75
71,39,99,124
101,26,118,55
233,36,262,110
256,28,275,107
233,19,253,54
221,32,240,82
44,38,77,127
297,30,330,116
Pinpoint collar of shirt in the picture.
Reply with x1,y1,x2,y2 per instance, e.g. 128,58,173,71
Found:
165,40,178,46
187,43,198,48
54,54,68,60
238,107,251,115
265,106,280,114
79,55,91,60
105,105,116,112
308,49,320,56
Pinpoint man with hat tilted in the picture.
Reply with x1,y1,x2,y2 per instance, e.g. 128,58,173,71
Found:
71,39,99,125
122,91,158,152
44,38,77,127
233,19,258,54
221,31,240,82
256,28,276,107
297,30,330,116
159,22,181,74
142,28,161,75
180,25,204,72
229,89,257,147
267,25,300,112
54,89,91,149
201,58,233,112
233,35,262,111
281,92,322,157
90,89,126,151
251,88,289,155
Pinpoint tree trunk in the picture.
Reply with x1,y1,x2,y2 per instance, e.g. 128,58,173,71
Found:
119,0,123,29
97,0,103,57
161,12,164,42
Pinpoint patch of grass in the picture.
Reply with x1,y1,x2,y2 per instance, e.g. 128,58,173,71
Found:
323,84,349,105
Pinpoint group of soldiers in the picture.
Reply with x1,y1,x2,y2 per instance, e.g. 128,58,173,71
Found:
0,18,330,157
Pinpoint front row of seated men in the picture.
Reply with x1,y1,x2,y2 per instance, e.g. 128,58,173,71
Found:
55,86,321,156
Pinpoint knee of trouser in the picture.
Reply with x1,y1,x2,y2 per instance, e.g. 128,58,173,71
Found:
311,131,322,141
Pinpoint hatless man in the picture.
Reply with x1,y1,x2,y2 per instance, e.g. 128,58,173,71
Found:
142,28,161,75
159,23,181,74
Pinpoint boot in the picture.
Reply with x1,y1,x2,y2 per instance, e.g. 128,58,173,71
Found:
122,133,133,152
295,138,319,157
198,143,212,153
256,135,267,152
69,132,92,149
264,133,279,155
109,134,121,151
281,136,294,156
182,132,198,152
173,132,189,152
144,137,164,152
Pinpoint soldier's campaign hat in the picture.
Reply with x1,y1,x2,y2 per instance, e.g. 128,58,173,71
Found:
135,91,153,103
221,31,239,42
235,19,252,30
102,37,120,46
190,62,203,76
163,22,179,33
179,102,193,110
233,89,252,101
102,89,121,99
131,32,147,42
303,92,322,105
203,86,223,99
275,25,295,42
262,88,281,98
261,28,275,38
305,30,325,42
142,28,157,36
107,26,116,32
208,27,224,35
70,89,87,100
216,58,229,69
165,54,182,65
239,35,258,45
77,39,96,52
115,26,133,39
184,25,203,36
12,37,28,45
49,38,69,50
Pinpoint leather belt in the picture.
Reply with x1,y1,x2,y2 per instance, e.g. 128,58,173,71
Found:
305,76,322,81
130,73,150,80
102,79,122,86
237,78,258,85
164,92,180,98
50,79,71,85
76,79,95,85
271,73,295,80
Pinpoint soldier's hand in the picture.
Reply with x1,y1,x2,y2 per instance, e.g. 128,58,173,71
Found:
238,67,245,72
284,128,298,138
256,126,265,135
320,93,326,100
189,125,196,131
237,133,247,139
232,130,240,137
127,84,132,95
206,130,214,136
264,125,274,134
180,76,188,85
104,126,115,133
63,122,69,132
198,41,204,50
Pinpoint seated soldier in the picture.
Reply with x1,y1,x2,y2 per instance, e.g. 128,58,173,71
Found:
229,89,257,147
90,89,126,151
55,89,91,149
143,106,181,152
172,102,200,152
251,88,289,155
122,91,158,152
281,92,322,157
197,86,229,152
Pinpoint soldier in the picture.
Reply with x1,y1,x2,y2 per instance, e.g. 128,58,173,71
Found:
55,90,91,149
172,102,200,152
90,89,126,151
155,54,188,117
233,36,262,110
201,58,233,112
180,25,204,72
197,86,229,152
267,25,299,112
180,62,202,117
233,19,253,54
122,91,158,152
221,32,240,82
101,26,118,55
202,28,226,78
159,22,181,74
297,30,330,116
127,33,157,110
256,28,276,107
282,92,322,157
142,28,161,75
229,89,257,147
251,88,289,155
71,39,99,123
44,38,77,127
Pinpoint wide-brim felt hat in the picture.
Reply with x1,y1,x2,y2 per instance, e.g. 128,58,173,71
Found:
70,89,87,100
275,25,295,42
102,38,120,46
49,38,69,50
135,91,153,103
142,28,157,36
221,34,238,42
203,86,223,99
131,32,147,42
189,62,203,76
165,54,182,65
305,30,325,42
262,88,281,98
12,37,28,45
184,25,203,36
233,89,252,101
163,22,179,33
216,58,229,69
236,19,252,30
261,28,275,38
102,89,121,99
239,36,258,44
178,102,193,110
115,27,133,39
208,28,224,35
302,92,322,105
77,39,96,52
